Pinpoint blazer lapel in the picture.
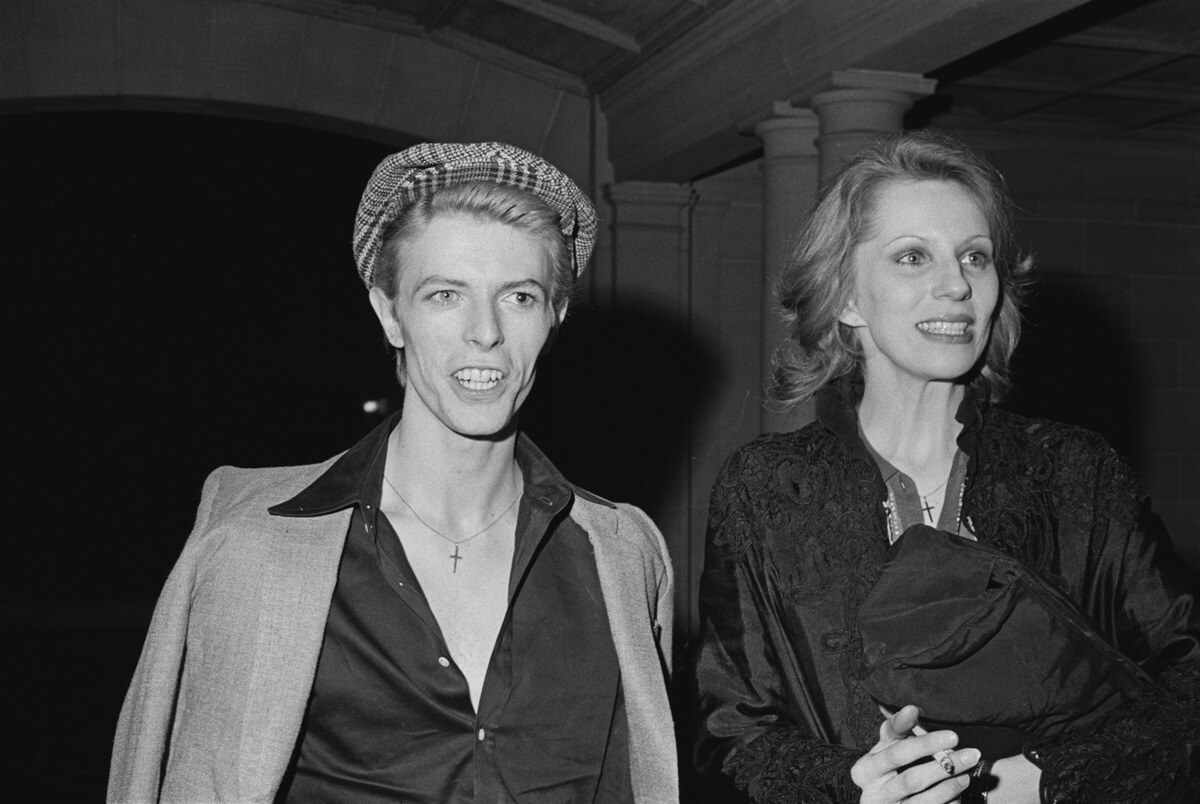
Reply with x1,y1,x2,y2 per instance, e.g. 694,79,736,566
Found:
239,509,352,797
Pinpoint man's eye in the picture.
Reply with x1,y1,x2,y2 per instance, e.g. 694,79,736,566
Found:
511,291,537,305
429,290,457,303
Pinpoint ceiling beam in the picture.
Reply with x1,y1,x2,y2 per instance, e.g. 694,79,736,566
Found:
601,0,1092,181
246,0,586,94
418,0,469,31
988,52,1187,122
1116,102,1200,132
951,74,1200,105
495,0,641,53
1056,29,1200,57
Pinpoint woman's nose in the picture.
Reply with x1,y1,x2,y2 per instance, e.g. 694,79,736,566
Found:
933,257,972,301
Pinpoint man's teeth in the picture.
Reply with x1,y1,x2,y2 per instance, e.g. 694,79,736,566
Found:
917,320,969,335
454,368,502,389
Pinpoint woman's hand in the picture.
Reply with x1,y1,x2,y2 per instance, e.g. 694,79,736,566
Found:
984,754,1040,804
851,705,981,804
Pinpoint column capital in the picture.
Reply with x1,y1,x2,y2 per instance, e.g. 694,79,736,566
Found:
808,69,937,181
754,106,819,159
825,68,937,96
810,69,937,135
605,180,693,227
606,180,692,206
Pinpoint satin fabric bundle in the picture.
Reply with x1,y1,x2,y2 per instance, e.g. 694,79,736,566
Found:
858,525,1150,757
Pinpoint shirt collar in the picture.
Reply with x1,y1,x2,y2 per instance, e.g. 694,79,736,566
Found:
268,413,396,517
268,413,588,518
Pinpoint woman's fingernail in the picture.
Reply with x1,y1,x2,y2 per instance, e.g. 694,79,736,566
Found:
959,748,981,766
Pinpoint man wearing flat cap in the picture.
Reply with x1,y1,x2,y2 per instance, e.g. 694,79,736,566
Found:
108,143,678,804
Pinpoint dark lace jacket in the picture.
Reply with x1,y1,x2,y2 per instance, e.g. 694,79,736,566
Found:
693,377,1199,803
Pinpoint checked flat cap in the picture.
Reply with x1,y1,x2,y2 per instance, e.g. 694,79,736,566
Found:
352,142,598,286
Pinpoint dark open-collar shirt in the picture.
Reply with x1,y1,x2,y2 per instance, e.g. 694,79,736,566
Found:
271,414,631,803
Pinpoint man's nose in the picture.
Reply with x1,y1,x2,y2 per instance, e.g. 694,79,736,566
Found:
466,300,504,348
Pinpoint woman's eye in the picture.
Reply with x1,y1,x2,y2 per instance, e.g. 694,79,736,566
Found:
962,251,993,268
897,250,925,266
510,291,538,306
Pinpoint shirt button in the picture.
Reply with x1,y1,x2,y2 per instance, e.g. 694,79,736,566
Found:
478,728,486,741
437,656,450,668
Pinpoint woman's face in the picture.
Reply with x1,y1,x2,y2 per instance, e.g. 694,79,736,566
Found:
840,179,999,390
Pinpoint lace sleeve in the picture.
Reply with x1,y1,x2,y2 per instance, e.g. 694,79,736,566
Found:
725,728,861,803
1028,442,1200,803
1029,661,1200,803
693,445,865,803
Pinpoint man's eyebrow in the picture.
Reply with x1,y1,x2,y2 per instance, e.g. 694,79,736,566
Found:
412,275,469,291
498,278,548,292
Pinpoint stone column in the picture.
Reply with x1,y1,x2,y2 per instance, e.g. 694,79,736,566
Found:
604,180,696,631
811,69,937,181
754,104,820,432
605,181,694,311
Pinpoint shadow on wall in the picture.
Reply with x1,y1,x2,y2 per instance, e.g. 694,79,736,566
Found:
1006,271,1143,466
1008,270,1200,583
522,301,720,518
523,302,738,803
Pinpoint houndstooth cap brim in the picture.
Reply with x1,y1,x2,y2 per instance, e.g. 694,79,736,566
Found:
352,142,598,286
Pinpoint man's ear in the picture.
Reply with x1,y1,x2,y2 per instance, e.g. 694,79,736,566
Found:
368,286,404,349
838,298,865,328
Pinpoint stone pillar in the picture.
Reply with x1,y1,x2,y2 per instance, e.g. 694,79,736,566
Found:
754,104,820,432
811,69,937,181
605,180,695,632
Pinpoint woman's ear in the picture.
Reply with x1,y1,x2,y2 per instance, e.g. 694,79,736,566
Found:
838,299,866,328
368,286,404,349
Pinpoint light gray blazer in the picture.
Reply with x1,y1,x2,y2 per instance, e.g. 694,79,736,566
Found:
108,458,678,803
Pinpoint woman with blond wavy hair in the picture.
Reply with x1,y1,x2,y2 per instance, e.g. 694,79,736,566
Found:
694,132,1198,804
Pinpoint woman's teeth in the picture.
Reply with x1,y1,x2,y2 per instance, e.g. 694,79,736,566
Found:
917,320,968,335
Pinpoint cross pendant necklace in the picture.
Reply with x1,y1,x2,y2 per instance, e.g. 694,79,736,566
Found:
383,474,522,573
919,475,950,524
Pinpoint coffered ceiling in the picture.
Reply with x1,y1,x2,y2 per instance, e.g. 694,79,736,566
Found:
249,0,1197,180
928,0,1199,137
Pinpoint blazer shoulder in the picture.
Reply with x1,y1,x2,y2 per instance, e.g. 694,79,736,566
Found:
573,484,617,509
574,494,671,571
201,456,339,523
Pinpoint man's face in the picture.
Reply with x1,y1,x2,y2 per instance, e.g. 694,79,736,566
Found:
370,213,563,441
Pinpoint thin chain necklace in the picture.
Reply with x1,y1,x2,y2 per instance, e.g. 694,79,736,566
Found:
884,476,966,543
382,474,521,573
919,476,950,523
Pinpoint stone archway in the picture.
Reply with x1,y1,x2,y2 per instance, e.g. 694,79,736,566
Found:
1,0,593,186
